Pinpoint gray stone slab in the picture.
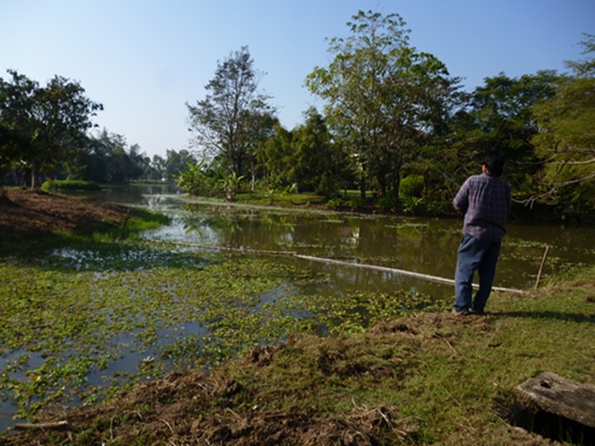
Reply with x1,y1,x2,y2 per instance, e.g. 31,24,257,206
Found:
516,371,595,428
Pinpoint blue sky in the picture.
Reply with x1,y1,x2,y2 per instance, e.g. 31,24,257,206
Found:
2,0,594,158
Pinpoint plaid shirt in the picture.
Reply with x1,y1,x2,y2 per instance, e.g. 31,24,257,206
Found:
453,173,511,242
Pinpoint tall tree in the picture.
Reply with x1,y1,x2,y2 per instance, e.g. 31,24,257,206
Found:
186,46,275,179
292,108,343,197
164,149,196,180
256,123,294,188
530,33,595,210
0,70,102,187
467,72,557,188
305,10,461,201
151,154,166,180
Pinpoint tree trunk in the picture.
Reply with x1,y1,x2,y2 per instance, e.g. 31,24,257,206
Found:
30,161,37,189
250,160,256,191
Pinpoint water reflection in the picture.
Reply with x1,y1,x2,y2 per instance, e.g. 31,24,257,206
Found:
64,184,595,293
137,194,595,293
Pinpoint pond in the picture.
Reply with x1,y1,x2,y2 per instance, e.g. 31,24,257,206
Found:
123,184,595,292
59,183,595,301
2,184,595,431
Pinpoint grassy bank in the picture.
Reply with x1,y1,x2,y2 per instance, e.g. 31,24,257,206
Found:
2,244,594,444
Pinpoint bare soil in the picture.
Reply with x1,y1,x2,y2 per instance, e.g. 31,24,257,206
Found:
0,188,131,241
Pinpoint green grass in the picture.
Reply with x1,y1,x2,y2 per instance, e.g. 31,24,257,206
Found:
214,273,595,444
40,179,101,192
234,189,328,207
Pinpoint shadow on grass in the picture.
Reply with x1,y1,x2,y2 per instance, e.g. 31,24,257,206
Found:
496,310,595,324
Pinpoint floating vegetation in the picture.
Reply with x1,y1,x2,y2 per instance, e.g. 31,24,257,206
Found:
0,239,447,421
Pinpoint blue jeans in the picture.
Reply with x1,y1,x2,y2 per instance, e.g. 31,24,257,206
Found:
454,234,501,313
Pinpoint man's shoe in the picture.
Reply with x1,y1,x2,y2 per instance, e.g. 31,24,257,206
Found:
451,308,469,316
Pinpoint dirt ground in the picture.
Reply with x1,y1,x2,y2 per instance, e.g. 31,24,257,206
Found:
0,188,131,241
1,351,411,446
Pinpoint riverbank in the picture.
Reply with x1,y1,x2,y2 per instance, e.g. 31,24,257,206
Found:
0,188,168,244
3,273,595,445
1,190,594,444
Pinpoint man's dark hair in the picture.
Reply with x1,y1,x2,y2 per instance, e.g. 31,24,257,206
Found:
483,151,504,177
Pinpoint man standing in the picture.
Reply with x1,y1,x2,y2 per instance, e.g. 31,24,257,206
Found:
452,152,511,315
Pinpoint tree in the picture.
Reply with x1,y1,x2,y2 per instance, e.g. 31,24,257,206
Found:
0,70,102,187
292,108,343,197
186,47,275,180
164,149,197,180
151,154,166,180
465,72,558,189
530,33,595,210
256,123,295,188
243,112,277,191
305,10,461,202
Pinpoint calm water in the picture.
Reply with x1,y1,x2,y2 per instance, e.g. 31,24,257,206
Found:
82,184,595,294
121,186,595,293
2,185,595,431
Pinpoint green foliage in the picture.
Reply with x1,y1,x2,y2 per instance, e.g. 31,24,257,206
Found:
218,171,245,201
41,179,101,192
326,197,342,209
376,194,396,212
530,34,595,211
306,10,462,200
164,148,197,181
292,108,343,197
399,175,424,198
446,71,558,192
0,70,103,188
257,124,295,188
176,160,217,196
425,200,447,216
401,196,423,213
349,196,365,209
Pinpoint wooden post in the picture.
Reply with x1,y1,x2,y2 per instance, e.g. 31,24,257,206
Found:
534,245,550,290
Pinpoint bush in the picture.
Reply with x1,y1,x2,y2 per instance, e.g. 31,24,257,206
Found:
349,197,365,209
41,179,101,192
377,195,397,212
326,197,342,209
401,196,423,213
176,161,217,196
399,175,424,198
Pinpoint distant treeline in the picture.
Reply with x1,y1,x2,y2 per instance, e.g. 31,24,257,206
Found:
1,12,593,222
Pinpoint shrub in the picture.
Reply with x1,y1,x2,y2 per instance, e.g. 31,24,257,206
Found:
176,161,217,196
401,196,423,213
326,197,342,209
425,201,447,215
349,197,365,209
399,175,424,198
377,195,397,212
41,179,101,192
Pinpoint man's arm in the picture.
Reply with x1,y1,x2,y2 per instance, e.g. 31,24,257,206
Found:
453,179,470,214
